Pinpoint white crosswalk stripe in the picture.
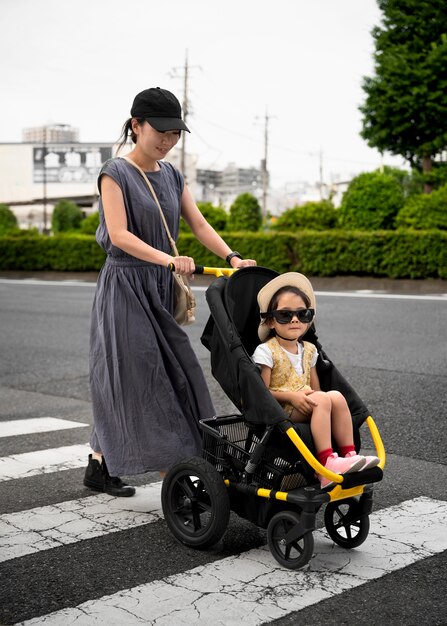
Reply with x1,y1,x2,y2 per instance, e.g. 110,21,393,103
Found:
1,420,446,626
0,482,163,562
0,443,90,482
0,417,89,438
17,497,447,626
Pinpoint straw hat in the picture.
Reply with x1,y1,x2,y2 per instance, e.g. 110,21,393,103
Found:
257,272,316,341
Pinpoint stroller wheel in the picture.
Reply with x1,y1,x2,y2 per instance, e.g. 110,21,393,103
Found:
324,498,370,548
161,456,230,549
267,511,314,569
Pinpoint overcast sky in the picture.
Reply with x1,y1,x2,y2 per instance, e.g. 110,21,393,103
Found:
1,0,405,188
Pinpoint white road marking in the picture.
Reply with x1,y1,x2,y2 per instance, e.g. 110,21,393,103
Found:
0,417,88,438
0,482,163,562
19,496,447,626
315,290,447,301
193,286,447,300
0,279,96,287
192,286,447,300
1,279,446,300
0,443,90,482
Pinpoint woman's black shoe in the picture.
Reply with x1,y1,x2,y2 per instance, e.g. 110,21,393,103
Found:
83,454,136,497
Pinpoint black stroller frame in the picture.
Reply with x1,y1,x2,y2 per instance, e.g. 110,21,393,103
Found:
162,267,386,569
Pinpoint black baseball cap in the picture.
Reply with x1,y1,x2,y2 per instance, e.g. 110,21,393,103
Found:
130,87,190,132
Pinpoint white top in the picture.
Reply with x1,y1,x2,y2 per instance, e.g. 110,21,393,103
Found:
252,341,318,375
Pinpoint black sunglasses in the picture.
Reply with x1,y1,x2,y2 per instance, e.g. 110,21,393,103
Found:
261,308,315,324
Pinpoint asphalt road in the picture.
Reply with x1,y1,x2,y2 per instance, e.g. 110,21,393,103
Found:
1,275,446,625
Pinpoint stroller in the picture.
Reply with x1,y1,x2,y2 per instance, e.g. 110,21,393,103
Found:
161,266,386,569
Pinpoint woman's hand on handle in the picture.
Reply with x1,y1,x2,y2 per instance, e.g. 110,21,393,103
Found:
230,257,257,268
169,256,195,275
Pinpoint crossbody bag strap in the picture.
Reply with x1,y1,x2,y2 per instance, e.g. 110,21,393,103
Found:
122,156,179,257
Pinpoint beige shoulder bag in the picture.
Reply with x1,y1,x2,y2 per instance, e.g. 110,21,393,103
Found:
122,156,196,325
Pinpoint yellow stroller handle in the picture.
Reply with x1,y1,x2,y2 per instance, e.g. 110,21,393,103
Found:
168,264,238,277
196,266,238,277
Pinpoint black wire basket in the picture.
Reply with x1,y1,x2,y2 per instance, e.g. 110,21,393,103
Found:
200,414,307,491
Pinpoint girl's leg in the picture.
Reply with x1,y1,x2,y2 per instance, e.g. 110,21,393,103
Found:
290,392,333,459
328,391,379,469
326,391,355,449
307,391,333,453
309,392,365,487
290,394,333,467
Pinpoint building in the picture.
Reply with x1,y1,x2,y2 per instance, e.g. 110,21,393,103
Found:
0,141,113,230
0,123,263,229
195,163,263,208
195,169,222,204
22,124,80,144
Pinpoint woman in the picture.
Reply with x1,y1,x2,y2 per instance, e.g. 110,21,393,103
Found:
84,87,256,496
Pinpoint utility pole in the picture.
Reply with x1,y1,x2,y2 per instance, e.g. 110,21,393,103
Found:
170,50,201,179
319,148,324,200
42,125,48,234
180,50,189,176
260,108,270,221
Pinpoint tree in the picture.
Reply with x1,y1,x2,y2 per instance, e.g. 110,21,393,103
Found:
227,193,262,231
0,204,18,234
272,200,338,231
198,202,227,231
179,202,227,233
80,211,100,235
396,184,447,230
338,171,404,230
360,0,447,192
52,200,83,233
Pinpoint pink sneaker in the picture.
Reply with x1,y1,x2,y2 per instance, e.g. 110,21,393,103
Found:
318,452,366,489
345,450,380,470
360,455,380,470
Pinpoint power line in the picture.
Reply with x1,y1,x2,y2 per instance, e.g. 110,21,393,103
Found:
194,116,397,169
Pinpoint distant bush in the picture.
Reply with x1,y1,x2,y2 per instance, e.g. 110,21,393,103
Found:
339,171,404,230
227,193,262,231
198,202,227,230
179,202,227,233
0,204,18,234
52,200,83,233
272,200,338,231
396,184,447,230
80,211,100,235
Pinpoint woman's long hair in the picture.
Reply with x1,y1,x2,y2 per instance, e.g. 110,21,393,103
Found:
116,118,144,153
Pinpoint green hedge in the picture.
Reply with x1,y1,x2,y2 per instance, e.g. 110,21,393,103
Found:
0,233,106,271
0,230,446,279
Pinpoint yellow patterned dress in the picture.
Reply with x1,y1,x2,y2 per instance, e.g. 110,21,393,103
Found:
266,337,317,417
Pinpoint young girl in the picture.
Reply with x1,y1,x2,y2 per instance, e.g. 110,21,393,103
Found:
84,87,256,496
252,272,378,488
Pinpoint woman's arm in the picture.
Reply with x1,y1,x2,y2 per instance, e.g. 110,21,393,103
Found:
181,186,256,268
101,175,194,274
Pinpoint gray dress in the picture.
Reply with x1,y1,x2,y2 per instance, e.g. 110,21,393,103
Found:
89,157,214,476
